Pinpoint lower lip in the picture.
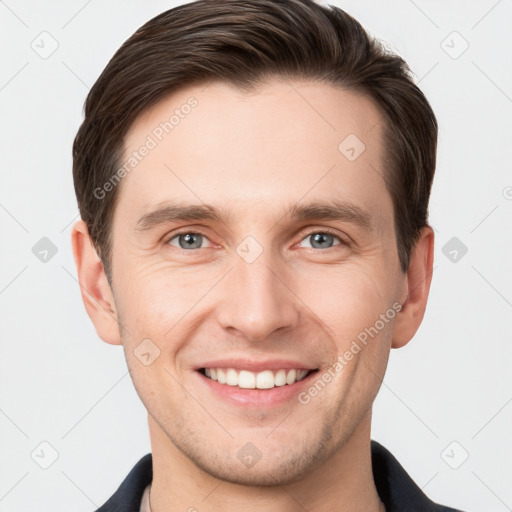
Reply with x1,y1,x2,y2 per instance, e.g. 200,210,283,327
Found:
195,370,318,407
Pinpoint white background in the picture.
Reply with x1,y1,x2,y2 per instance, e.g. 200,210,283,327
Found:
0,1,511,511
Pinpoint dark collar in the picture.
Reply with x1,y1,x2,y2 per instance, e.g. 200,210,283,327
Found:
95,440,463,512
370,440,463,511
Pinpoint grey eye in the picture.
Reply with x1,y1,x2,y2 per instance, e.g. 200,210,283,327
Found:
169,232,205,250
300,232,341,249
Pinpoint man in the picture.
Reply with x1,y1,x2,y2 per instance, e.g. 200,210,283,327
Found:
71,0,464,510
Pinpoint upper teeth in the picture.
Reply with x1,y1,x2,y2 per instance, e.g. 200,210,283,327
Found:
203,368,310,389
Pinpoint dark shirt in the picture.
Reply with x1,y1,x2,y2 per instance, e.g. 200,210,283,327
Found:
95,440,465,511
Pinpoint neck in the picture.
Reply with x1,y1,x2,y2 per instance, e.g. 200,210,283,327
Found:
148,410,384,512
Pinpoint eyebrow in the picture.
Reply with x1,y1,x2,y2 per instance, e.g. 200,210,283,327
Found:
136,199,373,232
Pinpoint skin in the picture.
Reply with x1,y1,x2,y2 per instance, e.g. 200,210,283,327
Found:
72,78,434,512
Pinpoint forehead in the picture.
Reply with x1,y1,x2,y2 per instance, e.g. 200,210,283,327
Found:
117,78,391,228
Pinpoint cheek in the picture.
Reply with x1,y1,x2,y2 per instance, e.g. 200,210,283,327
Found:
293,262,397,343
115,256,220,338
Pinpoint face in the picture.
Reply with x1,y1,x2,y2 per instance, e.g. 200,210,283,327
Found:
90,79,415,485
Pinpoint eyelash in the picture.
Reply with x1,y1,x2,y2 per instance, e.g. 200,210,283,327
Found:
165,228,349,254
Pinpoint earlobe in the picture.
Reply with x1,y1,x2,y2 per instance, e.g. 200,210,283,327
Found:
71,220,122,345
392,226,435,349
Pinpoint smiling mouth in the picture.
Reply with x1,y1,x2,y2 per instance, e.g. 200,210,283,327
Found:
197,367,319,390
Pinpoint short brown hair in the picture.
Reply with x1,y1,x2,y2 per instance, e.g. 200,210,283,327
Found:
72,0,437,279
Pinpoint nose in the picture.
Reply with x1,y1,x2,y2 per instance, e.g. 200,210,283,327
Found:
216,252,300,343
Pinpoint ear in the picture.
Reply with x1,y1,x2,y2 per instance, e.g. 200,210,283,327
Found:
71,220,122,345
392,226,434,349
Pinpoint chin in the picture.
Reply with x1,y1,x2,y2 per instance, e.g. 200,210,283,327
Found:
193,453,317,487
178,431,336,488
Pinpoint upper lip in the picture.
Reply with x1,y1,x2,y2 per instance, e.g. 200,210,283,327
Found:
196,358,318,372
